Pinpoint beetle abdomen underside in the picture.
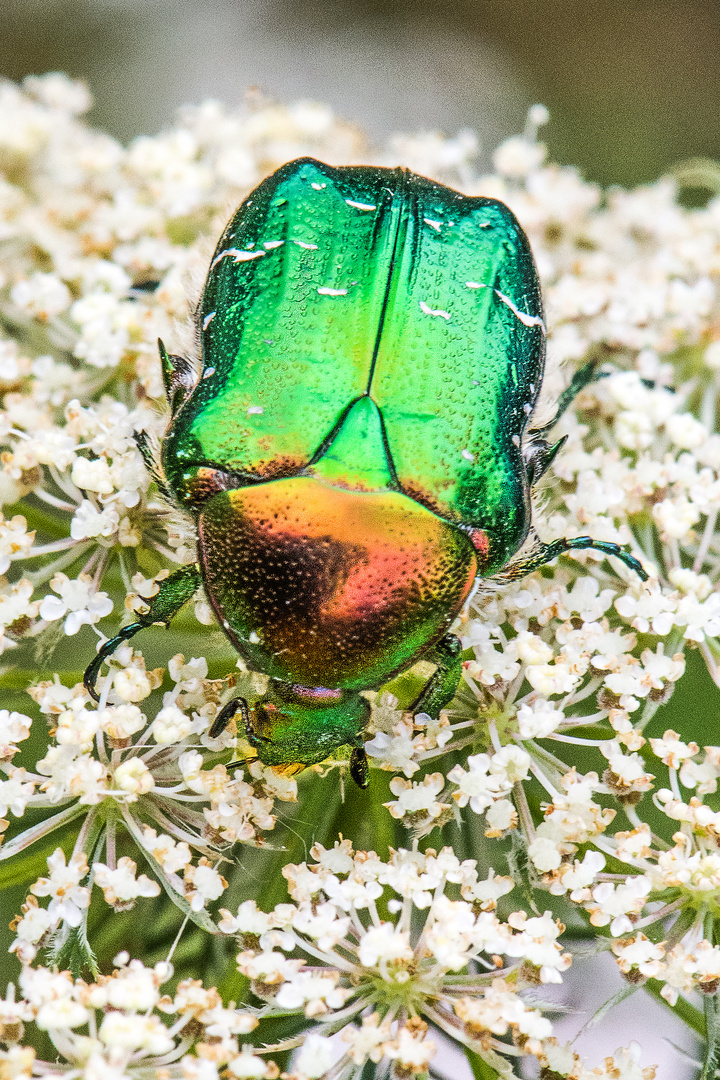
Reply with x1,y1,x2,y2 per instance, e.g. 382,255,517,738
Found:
197,477,477,690
164,157,544,571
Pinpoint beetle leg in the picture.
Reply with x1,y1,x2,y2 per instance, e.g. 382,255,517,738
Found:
529,359,607,439
409,633,464,719
133,429,172,499
523,433,567,488
209,696,275,747
209,697,245,739
83,564,202,702
496,535,648,583
349,743,369,789
158,338,196,416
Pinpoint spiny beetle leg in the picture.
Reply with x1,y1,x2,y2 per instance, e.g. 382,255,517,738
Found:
524,433,567,488
408,632,464,719
529,359,607,439
158,338,196,416
209,696,273,748
209,697,246,740
133,429,171,500
349,744,369,789
497,536,648,583
83,564,202,702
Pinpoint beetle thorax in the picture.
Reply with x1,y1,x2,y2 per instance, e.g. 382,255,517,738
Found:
197,476,477,691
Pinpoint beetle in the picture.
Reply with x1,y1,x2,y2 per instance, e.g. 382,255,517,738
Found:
84,157,646,788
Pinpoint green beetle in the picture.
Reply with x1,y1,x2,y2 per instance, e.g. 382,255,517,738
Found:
84,157,646,787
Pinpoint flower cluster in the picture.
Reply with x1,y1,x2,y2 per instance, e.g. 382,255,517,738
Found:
219,841,570,1076
2,71,720,1074
0,954,274,1080
3,653,293,961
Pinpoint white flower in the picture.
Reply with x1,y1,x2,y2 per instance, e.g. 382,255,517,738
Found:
30,849,90,928
358,923,413,969
94,857,161,907
516,697,565,738
493,135,546,178
0,514,34,574
152,703,193,743
98,1011,174,1054
0,710,32,759
293,1033,340,1079
11,272,71,319
184,860,228,911
612,933,665,978
0,768,36,816
39,572,113,634
70,499,120,540
385,772,447,821
113,758,155,796
71,455,114,495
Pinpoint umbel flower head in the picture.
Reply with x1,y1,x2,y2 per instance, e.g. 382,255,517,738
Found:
1,71,720,1075
0,953,269,1080
220,840,565,1077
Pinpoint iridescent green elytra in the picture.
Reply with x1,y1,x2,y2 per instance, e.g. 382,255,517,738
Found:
85,158,646,787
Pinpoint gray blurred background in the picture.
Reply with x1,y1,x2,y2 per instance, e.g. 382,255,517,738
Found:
2,0,720,186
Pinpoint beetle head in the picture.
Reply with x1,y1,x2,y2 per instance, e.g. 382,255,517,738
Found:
250,680,371,776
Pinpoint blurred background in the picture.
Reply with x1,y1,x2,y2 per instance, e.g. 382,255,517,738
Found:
2,0,720,187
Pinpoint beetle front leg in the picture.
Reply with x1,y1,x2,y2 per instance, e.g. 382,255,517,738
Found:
83,563,202,701
409,633,463,719
209,696,272,746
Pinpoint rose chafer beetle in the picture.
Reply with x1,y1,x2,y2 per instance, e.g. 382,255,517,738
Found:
84,157,646,787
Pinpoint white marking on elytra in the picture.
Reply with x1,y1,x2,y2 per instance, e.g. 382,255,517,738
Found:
202,311,216,330
345,199,376,211
247,406,264,415
523,402,532,414
249,630,261,644
294,240,318,250
494,290,545,329
203,367,216,379
317,286,348,296
263,240,284,249
464,282,545,330
424,218,443,231
211,248,264,269
461,449,475,462
311,182,327,190
419,300,450,320
512,434,521,447
529,383,535,394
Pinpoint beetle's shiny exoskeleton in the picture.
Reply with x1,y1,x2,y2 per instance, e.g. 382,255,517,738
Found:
85,158,646,787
